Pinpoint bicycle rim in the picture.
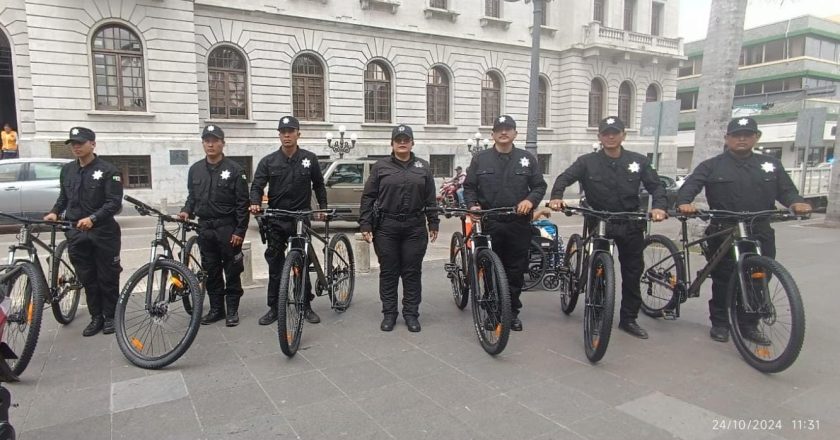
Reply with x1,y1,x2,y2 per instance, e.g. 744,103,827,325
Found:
449,232,469,309
523,240,545,291
278,251,305,357
51,241,82,324
471,250,511,355
584,253,615,363
640,235,682,317
3,261,45,376
327,233,355,311
561,234,582,315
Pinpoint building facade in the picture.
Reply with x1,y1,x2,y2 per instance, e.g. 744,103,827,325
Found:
1,0,682,204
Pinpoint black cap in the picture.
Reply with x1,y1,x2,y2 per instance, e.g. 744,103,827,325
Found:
65,126,96,144
492,115,516,131
598,116,625,134
201,124,225,140
391,124,414,140
726,117,760,135
277,116,300,130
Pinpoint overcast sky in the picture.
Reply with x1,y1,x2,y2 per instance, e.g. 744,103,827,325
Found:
679,0,840,42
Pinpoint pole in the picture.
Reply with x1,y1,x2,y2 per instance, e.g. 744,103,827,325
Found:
647,102,663,234
799,116,811,192
524,0,543,156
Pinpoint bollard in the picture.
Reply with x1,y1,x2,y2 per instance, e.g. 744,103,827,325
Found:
160,198,168,214
354,233,370,274
241,240,254,286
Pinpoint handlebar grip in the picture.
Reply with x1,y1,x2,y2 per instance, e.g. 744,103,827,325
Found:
332,208,353,214
123,194,152,210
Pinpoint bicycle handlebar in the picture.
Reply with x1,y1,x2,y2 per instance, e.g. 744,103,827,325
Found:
123,195,198,228
259,208,352,220
667,209,809,222
555,205,649,221
0,211,75,230
434,206,518,217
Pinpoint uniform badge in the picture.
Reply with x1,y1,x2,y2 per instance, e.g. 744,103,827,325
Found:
112,175,121,182
207,125,215,132
398,126,406,132
414,161,423,168
606,118,615,124
498,116,507,123
92,170,103,180
519,157,530,168
761,162,775,173
738,118,749,126
71,128,79,135
282,117,289,124
628,162,640,173
302,158,311,168
221,170,231,180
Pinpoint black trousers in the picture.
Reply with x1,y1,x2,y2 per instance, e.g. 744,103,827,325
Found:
66,221,121,319
264,220,314,309
586,219,646,322
373,216,428,318
705,223,776,328
197,222,244,311
485,218,531,316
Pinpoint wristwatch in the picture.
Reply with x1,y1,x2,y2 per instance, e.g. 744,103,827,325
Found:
89,214,97,224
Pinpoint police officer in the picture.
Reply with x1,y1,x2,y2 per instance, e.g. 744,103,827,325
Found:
463,115,547,331
359,124,439,332
548,116,667,339
179,125,249,327
676,117,811,344
250,116,327,326
44,127,123,336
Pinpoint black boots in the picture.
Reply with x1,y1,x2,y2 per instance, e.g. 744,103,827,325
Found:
82,316,104,337
201,296,226,325
225,296,240,327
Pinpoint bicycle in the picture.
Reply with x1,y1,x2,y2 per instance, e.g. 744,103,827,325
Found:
442,206,516,355
553,205,648,363
114,195,203,369
0,285,18,440
256,208,355,357
0,212,81,376
641,209,807,373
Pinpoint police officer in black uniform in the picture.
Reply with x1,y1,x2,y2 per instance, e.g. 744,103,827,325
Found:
250,116,328,326
359,124,439,332
45,127,123,336
179,125,249,327
677,117,811,344
462,115,547,331
549,116,667,339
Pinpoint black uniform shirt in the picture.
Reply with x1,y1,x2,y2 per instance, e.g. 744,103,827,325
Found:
676,150,804,212
462,145,547,209
359,153,440,233
50,155,123,223
249,147,327,210
181,156,250,237
551,147,666,212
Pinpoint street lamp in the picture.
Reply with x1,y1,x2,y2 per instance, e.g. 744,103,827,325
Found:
324,125,357,159
466,132,490,156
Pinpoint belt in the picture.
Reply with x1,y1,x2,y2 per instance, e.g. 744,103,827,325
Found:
379,211,424,221
198,217,237,228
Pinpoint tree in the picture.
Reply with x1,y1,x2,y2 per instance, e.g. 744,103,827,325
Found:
826,113,840,225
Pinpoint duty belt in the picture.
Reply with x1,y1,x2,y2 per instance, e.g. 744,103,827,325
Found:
198,217,237,228
379,211,424,221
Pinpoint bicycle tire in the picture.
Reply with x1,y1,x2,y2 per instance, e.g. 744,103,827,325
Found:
50,240,82,324
583,252,615,363
522,239,546,291
640,234,684,318
449,232,469,309
471,249,511,356
2,260,46,376
727,256,805,374
327,233,355,312
183,236,203,315
561,234,583,315
115,259,202,369
278,250,306,357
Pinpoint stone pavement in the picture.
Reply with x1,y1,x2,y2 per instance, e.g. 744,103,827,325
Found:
6,216,840,440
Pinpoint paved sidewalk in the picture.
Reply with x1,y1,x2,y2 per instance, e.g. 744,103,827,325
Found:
6,216,840,439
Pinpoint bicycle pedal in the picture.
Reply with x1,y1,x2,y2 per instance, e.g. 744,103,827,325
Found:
662,309,677,320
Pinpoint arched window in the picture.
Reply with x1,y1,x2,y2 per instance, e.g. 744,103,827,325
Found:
618,81,634,127
538,76,548,127
92,24,145,111
427,66,450,125
364,61,391,123
208,46,248,119
292,54,325,121
588,78,605,127
645,83,660,103
481,71,502,126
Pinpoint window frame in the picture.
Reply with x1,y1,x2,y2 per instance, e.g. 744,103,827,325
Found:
588,78,605,127
538,76,548,127
99,155,152,189
618,81,634,128
364,60,392,123
651,2,664,36
207,45,249,120
427,66,451,125
623,0,636,32
485,0,501,18
429,155,454,178
91,24,146,112
292,53,326,122
593,0,605,24
481,71,503,127
645,83,660,103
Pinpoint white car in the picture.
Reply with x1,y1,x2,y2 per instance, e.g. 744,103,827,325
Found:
0,158,70,221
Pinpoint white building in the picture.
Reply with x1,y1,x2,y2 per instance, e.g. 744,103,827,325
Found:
1,0,683,204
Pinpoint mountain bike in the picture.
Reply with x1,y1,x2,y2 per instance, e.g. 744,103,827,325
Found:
114,196,203,369
442,207,516,355
256,208,355,357
641,209,806,373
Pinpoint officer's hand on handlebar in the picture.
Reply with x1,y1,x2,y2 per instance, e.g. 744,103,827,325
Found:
516,200,534,216
177,211,190,221
677,203,697,214
313,212,326,222
249,204,262,215
789,202,812,215
362,231,373,243
649,208,668,222
43,212,58,222
548,199,566,211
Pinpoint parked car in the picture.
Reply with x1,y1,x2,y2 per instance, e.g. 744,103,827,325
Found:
639,175,679,211
0,158,70,222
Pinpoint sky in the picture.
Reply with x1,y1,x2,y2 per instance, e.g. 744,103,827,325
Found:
679,0,840,42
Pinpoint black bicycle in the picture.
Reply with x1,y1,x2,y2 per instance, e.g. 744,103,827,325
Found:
554,206,648,363
114,196,203,369
0,212,81,376
442,207,516,355
256,208,355,357
641,209,806,373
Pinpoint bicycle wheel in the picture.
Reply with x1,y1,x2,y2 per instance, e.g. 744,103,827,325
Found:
561,234,583,315
640,234,683,318
183,236,204,315
522,239,545,291
278,250,306,357
448,232,469,309
727,256,805,373
50,240,82,324
470,249,511,355
2,261,46,376
327,233,355,312
583,252,615,363
115,259,202,369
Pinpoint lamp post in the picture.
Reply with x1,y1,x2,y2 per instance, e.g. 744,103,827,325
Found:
466,132,490,156
324,125,357,159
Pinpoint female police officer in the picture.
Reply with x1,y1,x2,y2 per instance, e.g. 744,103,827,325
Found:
359,124,439,332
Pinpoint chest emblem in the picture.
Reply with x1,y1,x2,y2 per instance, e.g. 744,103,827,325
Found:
92,170,103,180
761,162,775,173
220,170,231,180
414,162,423,168
302,158,311,169
519,157,530,168
628,162,640,173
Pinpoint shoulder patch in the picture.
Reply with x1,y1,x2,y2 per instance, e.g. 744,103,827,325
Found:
112,175,121,182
